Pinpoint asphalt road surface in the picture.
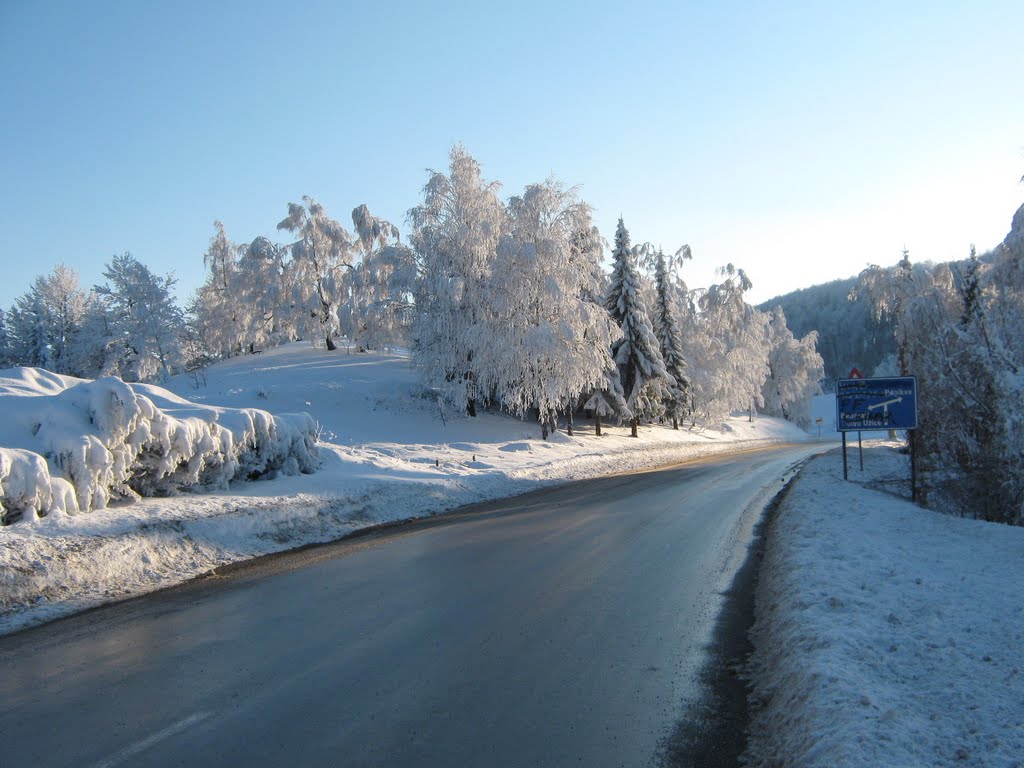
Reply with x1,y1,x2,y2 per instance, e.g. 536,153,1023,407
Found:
0,443,821,767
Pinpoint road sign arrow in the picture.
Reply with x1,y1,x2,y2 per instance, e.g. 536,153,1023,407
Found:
867,396,902,411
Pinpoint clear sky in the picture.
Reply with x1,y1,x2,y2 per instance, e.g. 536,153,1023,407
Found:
2,0,1021,311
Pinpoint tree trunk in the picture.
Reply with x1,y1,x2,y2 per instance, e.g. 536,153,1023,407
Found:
672,417,679,430
467,398,477,417
325,333,336,351
567,409,574,436
541,420,549,440
595,413,602,437
631,416,639,438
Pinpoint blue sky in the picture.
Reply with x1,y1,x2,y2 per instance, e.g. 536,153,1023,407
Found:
1,0,1022,310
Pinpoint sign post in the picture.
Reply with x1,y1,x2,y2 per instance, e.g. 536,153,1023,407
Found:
835,376,918,495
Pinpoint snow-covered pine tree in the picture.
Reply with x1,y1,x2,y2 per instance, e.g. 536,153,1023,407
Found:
0,308,10,367
9,289,52,370
653,249,690,429
409,146,506,416
583,359,631,436
605,218,669,437
277,197,354,351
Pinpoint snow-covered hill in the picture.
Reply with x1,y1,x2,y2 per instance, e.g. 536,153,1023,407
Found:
0,342,811,634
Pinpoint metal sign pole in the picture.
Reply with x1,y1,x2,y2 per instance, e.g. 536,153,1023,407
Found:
842,431,848,480
858,431,864,471
910,431,917,502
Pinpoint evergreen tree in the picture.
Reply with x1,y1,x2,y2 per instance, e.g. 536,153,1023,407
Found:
605,218,669,437
0,308,10,367
652,249,690,429
9,290,52,369
94,252,184,381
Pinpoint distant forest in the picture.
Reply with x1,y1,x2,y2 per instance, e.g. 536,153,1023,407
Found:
759,277,897,388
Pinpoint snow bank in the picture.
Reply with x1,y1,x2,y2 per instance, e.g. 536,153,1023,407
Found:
0,368,318,524
745,444,1024,767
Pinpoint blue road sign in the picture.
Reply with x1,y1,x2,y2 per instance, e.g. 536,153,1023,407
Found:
836,376,918,432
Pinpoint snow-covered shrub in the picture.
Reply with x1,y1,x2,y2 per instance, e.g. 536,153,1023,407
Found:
0,448,54,524
0,368,320,524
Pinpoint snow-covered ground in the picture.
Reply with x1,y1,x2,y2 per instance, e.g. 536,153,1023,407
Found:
0,342,811,635
746,441,1024,767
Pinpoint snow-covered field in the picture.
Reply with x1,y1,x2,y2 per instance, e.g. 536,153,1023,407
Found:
0,342,810,635
746,442,1024,767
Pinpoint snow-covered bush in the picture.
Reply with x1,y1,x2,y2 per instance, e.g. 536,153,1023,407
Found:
0,368,319,525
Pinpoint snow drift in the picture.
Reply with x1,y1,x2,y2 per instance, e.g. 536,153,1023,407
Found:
0,367,318,524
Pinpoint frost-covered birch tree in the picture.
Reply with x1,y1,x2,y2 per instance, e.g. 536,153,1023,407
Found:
761,306,824,427
236,235,291,352
277,197,354,351
344,204,416,351
481,180,620,437
687,265,770,425
605,218,669,437
410,146,506,416
193,221,244,358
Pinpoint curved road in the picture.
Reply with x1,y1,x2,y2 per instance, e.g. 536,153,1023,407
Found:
0,443,820,767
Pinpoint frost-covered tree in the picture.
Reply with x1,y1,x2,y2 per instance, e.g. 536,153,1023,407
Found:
855,248,917,376
605,218,669,437
277,197,354,351
481,180,621,437
9,290,52,370
652,249,690,429
236,235,292,352
344,204,417,351
192,221,244,359
33,265,91,374
0,308,11,367
688,265,770,425
94,253,184,381
761,306,824,427
5,265,94,374
855,203,1024,524
410,146,506,416
72,299,121,378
